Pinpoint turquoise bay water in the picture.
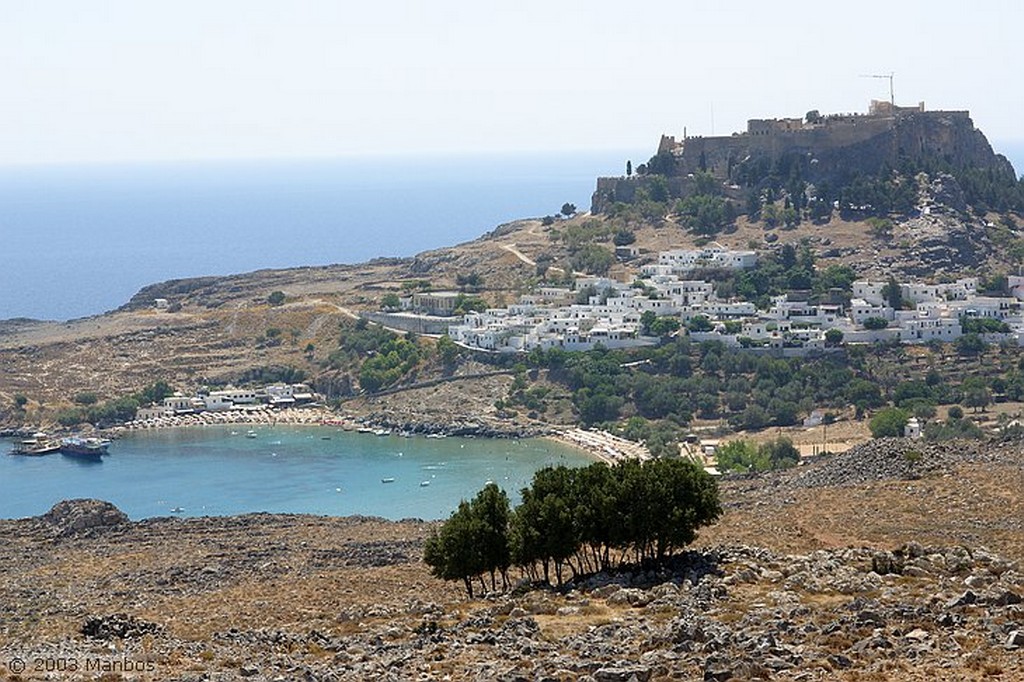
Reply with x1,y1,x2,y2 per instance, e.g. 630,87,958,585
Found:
0,427,591,521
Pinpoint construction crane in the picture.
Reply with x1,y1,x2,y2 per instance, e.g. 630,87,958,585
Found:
860,72,895,108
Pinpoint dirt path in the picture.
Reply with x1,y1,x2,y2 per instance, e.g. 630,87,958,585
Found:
500,243,536,267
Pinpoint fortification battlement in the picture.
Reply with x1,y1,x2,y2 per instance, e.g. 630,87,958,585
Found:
662,101,970,152
594,99,1005,214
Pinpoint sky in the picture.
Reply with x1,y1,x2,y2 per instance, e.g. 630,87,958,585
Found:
1,0,1021,166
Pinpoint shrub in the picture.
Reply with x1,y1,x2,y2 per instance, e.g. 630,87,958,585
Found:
869,407,909,438
863,317,889,330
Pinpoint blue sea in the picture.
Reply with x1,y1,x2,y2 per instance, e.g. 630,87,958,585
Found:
0,151,642,322
0,427,591,521
2,145,1021,322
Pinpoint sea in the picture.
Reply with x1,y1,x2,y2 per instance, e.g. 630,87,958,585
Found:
0,427,592,521
0,151,643,322
2,145,1021,323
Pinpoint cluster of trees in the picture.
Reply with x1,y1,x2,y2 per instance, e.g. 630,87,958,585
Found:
710,244,856,310
570,243,616,276
961,317,1011,334
540,203,581,226
675,194,736,235
640,310,682,338
424,459,721,597
482,325,1024,451
358,335,422,393
328,319,398,370
229,365,307,387
869,404,983,442
327,319,476,393
714,437,801,473
455,272,484,291
521,340,858,431
55,380,175,427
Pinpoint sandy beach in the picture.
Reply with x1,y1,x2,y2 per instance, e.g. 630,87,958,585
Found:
548,427,653,464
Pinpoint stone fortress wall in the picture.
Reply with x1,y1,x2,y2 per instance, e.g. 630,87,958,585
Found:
593,100,1000,213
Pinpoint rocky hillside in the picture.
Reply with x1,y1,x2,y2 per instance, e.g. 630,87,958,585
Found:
0,157,1022,424
2,436,1022,680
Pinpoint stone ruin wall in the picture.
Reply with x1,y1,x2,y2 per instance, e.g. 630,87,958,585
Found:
592,108,1006,213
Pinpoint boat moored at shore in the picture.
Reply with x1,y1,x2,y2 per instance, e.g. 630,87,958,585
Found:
59,437,111,460
9,433,61,456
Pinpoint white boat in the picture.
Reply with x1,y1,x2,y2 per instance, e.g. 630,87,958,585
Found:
373,428,391,436
245,430,257,439
381,477,396,483
419,480,431,487
9,433,61,456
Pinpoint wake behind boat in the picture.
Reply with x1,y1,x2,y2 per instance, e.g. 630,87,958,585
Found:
60,436,111,461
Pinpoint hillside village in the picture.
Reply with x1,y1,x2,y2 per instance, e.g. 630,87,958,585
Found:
369,242,1024,356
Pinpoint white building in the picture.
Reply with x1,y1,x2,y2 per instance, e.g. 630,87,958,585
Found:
655,243,757,272
209,388,259,405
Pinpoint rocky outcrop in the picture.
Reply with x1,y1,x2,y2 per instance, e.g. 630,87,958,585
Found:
41,499,129,537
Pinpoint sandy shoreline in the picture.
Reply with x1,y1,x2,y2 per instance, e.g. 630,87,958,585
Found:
546,427,653,464
105,406,655,463
114,405,349,432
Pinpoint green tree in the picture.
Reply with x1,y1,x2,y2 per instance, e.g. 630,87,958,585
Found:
955,332,987,357
626,160,632,177
381,293,401,310
469,483,512,591
511,467,578,585
423,501,485,598
716,438,799,472
882,276,903,310
961,377,992,413
267,291,286,306
137,380,174,406
613,229,636,246
456,272,484,291
649,316,682,338
825,329,844,346
13,394,28,409
676,194,732,235
863,317,889,330
869,407,909,438
435,335,459,368
570,244,615,275
715,440,760,473
758,437,800,469
687,315,714,333
561,202,577,218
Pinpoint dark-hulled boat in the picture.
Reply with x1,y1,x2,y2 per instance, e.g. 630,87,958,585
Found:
59,437,111,460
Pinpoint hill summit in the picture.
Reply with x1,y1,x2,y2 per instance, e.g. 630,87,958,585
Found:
593,99,1017,214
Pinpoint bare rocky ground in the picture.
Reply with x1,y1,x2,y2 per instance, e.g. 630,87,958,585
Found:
2,438,1024,681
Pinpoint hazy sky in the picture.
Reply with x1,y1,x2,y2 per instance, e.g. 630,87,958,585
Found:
2,0,1020,165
